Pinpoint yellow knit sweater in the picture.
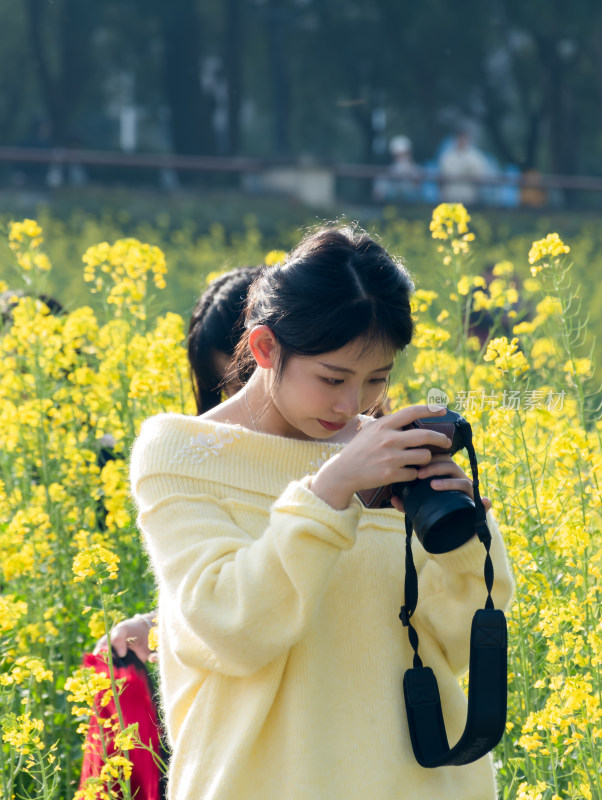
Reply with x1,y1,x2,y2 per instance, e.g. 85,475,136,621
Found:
130,414,513,800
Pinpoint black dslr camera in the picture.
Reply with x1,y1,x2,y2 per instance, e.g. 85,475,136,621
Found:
356,408,476,553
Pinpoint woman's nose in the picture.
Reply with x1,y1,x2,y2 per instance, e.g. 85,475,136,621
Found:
333,389,361,417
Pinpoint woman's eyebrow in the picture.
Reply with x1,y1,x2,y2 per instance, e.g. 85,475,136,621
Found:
317,361,394,374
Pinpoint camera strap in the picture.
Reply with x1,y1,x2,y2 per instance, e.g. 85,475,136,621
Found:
399,419,507,767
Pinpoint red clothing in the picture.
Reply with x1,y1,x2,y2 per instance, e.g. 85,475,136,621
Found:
79,651,164,800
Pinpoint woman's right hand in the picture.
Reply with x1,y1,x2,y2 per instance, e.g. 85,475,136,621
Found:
310,405,452,510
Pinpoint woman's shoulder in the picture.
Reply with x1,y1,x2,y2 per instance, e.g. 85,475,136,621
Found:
135,411,242,439
130,413,247,485
129,411,347,500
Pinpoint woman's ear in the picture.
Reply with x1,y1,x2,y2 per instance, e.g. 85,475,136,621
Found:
248,325,279,369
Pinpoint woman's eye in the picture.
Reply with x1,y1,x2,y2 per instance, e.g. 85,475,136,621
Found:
369,377,388,385
320,377,343,386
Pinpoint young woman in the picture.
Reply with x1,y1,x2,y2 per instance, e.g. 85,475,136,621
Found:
130,226,513,800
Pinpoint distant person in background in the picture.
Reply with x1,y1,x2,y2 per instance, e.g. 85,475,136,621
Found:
439,126,492,205
520,169,547,208
373,135,421,203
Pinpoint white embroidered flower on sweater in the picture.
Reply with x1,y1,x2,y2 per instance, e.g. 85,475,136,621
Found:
309,446,342,474
172,425,242,465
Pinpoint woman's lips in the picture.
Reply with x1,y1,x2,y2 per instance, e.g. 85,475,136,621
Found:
318,419,346,431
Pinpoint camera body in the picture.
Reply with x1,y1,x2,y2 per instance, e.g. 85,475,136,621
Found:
356,408,477,553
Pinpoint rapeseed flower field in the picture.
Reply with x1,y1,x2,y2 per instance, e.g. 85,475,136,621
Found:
0,206,600,799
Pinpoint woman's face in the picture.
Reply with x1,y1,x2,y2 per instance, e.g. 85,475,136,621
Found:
266,337,395,440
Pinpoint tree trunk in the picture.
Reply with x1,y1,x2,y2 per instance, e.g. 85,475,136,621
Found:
224,0,242,155
26,0,97,146
264,3,291,156
158,0,214,155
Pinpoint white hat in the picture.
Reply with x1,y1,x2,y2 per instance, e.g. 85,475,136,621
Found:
390,135,412,154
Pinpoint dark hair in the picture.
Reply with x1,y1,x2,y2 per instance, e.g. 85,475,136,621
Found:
187,266,261,413
233,225,415,382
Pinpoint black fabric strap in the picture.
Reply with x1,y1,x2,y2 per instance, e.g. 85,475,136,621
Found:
458,419,495,609
400,513,422,669
404,609,507,767
400,416,508,768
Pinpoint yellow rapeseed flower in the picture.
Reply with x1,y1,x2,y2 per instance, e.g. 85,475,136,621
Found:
114,725,139,751
0,594,28,633
75,779,112,800
412,323,451,349
515,781,557,800
8,219,43,249
100,753,133,782
483,336,529,376
82,239,167,318
88,610,108,641
65,667,112,717
457,275,472,296
429,203,471,240
205,269,225,285
73,543,120,583
528,233,570,275
563,357,593,378
1,712,44,753
492,260,514,277
264,249,287,266
535,296,563,317
512,320,537,335
471,290,492,311
148,623,159,652
7,656,54,684
411,289,439,314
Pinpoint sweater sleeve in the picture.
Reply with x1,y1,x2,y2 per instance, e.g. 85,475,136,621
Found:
133,468,360,678
413,510,514,675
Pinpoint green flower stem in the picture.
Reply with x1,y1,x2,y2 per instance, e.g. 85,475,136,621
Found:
550,263,600,490
512,406,558,593
99,583,133,800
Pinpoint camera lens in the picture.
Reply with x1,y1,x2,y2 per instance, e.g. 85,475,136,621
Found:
394,477,476,553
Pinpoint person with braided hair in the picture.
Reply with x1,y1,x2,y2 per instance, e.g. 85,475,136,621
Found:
85,266,263,798
94,265,261,662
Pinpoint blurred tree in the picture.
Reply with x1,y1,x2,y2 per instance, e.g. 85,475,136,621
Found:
25,0,101,146
224,0,243,155
0,1,39,147
370,0,490,162
317,0,383,162
1,0,601,178
479,0,595,174
152,0,215,156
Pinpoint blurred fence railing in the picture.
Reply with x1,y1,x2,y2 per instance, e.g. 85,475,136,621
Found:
2,146,602,209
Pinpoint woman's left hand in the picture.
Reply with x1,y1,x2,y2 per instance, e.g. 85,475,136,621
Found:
390,454,492,513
